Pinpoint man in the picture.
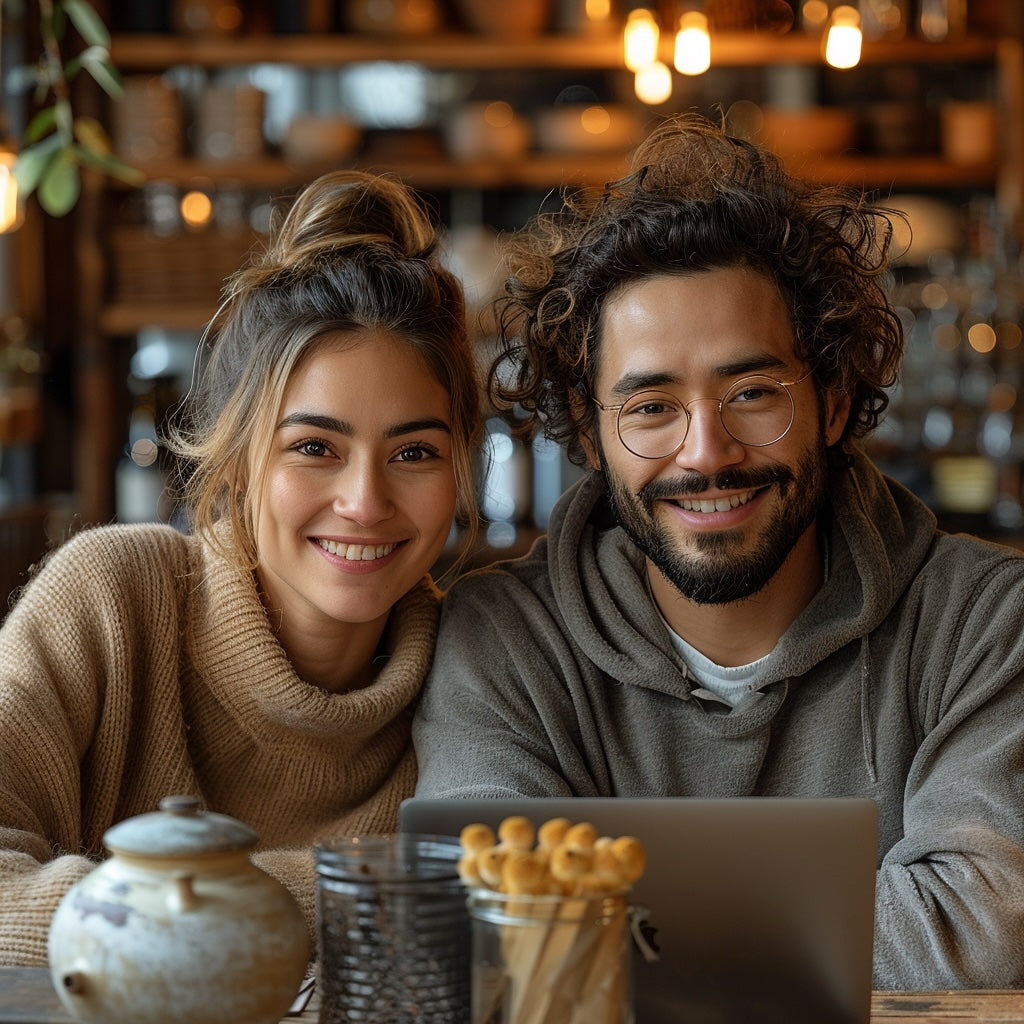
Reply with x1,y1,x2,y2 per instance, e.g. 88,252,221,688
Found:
413,114,1024,989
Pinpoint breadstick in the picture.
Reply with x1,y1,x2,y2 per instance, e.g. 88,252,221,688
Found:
459,817,647,1024
461,822,496,854
477,846,507,889
536,816,570,849
498,815,535,851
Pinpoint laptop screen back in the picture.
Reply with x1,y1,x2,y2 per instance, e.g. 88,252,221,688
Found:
399,796,878,1024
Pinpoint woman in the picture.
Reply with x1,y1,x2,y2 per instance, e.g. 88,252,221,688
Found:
0,170,482,965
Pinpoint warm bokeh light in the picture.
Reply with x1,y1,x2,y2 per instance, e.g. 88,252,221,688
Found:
801,0,830,30
920,282,949,310
0,149,20,233
624,9,660,71
931,322,961,352
180,190,213,228
674,12,711,76
585,0,612,24
967,322,997,354
484,101,515,128
634,61,673,105
824,5,863,69
989,382,1017,413
579,105,611,135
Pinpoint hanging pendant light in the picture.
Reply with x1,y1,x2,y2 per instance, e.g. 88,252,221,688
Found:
674,11,711,76
823,5,863,69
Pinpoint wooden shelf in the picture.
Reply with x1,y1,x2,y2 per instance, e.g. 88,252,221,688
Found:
110,31,999,71
118,151,997,195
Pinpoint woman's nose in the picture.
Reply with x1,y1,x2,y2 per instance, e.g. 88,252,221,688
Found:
673,400,745,473
332,461,396,526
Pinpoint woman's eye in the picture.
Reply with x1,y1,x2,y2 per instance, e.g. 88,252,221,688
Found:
294,438,330,457
395,444,439,464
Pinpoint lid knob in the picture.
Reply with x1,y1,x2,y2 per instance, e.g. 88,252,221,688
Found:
159,795,202,816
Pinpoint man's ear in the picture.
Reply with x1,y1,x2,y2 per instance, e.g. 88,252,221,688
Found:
569,389,601,470
824,389,852,447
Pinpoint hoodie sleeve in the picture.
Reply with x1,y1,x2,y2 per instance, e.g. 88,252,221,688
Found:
413,566,602,799
871,546,1024,989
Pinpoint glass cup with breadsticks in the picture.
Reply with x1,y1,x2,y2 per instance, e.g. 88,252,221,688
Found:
460,815,646,1024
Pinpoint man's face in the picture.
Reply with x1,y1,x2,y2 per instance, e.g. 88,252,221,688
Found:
584,267,849,607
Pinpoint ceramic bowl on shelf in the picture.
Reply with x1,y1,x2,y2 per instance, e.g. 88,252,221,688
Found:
453,0,549,37
344,0,443,36
443,101,531,162
534,103,644,154
282,115,361,166
757,106,858,160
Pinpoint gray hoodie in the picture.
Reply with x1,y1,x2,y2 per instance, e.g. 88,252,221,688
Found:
414,447,1024,990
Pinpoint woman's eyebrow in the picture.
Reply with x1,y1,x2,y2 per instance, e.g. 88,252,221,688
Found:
275,412,451,438
276,412,350,434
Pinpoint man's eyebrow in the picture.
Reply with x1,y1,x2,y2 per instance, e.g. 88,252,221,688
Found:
275,412,451,438
608,355,795,399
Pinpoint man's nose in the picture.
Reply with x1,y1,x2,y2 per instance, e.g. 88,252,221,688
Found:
674,399,745,472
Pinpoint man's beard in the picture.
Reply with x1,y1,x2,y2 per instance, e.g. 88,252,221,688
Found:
601,444,830,606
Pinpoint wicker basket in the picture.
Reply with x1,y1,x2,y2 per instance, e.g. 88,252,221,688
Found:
109,226,259,307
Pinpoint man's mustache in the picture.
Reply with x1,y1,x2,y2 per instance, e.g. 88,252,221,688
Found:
639,466,794,505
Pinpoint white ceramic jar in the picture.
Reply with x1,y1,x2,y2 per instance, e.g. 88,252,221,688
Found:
47,794,310,1024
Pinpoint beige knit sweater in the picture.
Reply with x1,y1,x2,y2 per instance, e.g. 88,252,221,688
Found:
0,522,440,966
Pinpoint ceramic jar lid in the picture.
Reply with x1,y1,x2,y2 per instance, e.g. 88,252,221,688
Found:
103,794,258,856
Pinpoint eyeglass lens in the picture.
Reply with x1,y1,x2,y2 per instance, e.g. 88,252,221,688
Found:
616,375,797,458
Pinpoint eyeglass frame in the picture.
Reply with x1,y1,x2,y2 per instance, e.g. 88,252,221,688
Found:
591,369,815,460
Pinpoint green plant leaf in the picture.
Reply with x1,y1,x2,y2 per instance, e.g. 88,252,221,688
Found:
13,135,63,195
24,107,58,144
73,115,111,154
38,149,81,216
63,0,111,48
53,98,74,141
75,145,146,186
78,49,124,99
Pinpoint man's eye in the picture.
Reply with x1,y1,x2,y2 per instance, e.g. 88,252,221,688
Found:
623,397,679,418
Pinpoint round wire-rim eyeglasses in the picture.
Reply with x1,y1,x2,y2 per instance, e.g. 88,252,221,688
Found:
592,370,814,460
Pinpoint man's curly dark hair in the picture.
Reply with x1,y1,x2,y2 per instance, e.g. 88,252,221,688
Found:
492,113,905,468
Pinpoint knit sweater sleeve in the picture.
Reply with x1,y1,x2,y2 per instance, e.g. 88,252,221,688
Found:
0,525,190,966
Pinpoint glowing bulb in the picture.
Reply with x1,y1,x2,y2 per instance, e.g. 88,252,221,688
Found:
0,151,19,233
624,9,660,72
674,11,711,75
634,61,673,105
180,190,213,228
824,5,863,69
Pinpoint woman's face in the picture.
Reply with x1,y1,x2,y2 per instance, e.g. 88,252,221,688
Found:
253,330,457,635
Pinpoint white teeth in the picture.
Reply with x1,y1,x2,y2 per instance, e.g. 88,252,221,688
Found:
678,490,756,514
317,539,397,560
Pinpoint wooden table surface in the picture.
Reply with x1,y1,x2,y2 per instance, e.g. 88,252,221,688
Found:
3,967,1024,1022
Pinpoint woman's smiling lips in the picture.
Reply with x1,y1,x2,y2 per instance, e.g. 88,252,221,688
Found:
312,536,406,572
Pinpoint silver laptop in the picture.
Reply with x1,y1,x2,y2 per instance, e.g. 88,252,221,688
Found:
399,796,878,1024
